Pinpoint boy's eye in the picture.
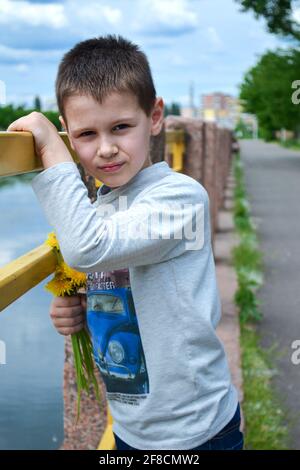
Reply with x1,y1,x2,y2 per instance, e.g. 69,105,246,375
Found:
113,124,128,131
79,131,94,137
79,125,128,137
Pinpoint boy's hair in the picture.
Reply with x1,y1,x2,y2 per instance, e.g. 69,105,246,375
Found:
55,34,157,126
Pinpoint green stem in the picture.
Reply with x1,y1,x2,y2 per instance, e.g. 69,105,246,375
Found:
58,289,101,424
70,328,102,423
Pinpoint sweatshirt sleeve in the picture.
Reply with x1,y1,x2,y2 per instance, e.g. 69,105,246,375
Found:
31,162,206,272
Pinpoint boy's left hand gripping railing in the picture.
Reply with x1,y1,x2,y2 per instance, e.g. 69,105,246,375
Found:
0,130,116,450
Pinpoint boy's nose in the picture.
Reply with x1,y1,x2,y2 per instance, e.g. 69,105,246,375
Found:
96,141,119,159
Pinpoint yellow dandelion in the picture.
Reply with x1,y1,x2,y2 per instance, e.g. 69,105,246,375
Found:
61,262,87,287
44,232,60,250
45,276,75,297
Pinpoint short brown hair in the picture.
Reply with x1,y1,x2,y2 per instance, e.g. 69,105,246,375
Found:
55,34,157,126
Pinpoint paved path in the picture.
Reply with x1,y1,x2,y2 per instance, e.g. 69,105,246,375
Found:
239,139,300,449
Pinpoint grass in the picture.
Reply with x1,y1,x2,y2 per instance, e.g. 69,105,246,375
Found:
231,152,291,449
276,138,300,151
240,323,290,449
231,157,263,325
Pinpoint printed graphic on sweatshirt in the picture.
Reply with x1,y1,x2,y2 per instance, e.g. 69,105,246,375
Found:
86,269,150,400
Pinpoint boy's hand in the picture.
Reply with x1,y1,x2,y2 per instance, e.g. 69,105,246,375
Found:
50,294,87,336
6,111,73,169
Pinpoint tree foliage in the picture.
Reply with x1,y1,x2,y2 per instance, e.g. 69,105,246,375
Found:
239,48,300,139
164,102,181,117
0,103,61,131
235,0,300,40
33,95,41,111
235,118,255,139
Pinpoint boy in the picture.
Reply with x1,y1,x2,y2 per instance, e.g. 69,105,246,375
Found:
7,35,243,451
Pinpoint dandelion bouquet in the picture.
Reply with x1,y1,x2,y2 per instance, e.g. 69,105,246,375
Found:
44,232,101,422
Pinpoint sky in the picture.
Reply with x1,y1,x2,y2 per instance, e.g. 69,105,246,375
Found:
0,0,286,110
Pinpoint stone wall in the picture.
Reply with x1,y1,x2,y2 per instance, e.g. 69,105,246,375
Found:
164,115,233,249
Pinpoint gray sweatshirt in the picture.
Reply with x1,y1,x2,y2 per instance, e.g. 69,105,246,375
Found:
31,160,238,450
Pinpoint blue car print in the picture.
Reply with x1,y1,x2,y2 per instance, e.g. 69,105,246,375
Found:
87,286,149,395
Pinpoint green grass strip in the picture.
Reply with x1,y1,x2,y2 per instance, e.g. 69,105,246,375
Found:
231,151,291,449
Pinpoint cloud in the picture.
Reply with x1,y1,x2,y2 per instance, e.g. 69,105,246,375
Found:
1,0,123,28
0,0,123,50
78,3,122,26
0,44,63,64
207,26,223,50
0,0,68,28
14,63,30,73
169,54,187,66
22,0,63,3
132,0,199,36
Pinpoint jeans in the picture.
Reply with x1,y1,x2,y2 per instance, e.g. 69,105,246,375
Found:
113,403,244,451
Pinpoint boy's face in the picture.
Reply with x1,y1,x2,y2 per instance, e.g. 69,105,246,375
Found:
60,91,164,189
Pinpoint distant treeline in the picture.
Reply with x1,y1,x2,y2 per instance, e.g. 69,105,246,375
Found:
0,104,61,132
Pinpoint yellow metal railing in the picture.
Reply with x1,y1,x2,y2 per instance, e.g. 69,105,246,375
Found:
165,129,184,172
97,406,115,450
0,130,103,186
0,131,78,177
0,244,57,312
0,128,184,450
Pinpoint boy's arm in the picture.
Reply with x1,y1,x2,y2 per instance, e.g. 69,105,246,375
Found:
6,111,74,168
31,162,207,272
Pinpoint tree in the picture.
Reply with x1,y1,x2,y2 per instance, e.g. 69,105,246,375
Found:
235,0,300,40
164,102,181,117
33,95,42,111
239,48,300,139
235,118,254,139
0,103,60,131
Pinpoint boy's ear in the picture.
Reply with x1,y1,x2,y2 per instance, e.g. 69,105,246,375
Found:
59,115,67,131
150,97,164,136
59,115,75,151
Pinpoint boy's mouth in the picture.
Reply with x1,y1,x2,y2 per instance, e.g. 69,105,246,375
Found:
99,162,125,173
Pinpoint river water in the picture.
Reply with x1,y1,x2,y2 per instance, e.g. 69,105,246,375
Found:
0,173,64,449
